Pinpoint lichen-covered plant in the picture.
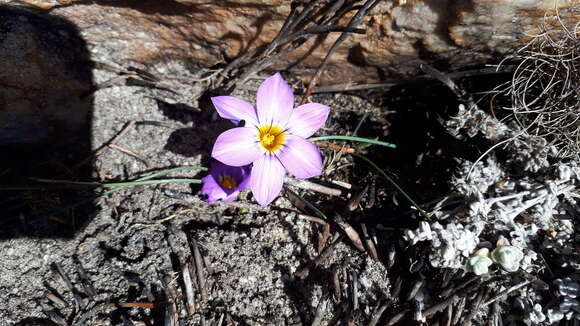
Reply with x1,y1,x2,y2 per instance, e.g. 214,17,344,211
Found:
399,20,580,323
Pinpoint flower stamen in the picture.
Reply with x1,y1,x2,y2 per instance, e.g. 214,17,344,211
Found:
218,175,237,190
258,125,285,153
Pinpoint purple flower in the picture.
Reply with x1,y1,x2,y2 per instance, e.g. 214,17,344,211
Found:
210,73,330,206
201,161,251,202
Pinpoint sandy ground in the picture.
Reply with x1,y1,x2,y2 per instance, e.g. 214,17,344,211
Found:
3,4,580,326
0,6,494,325
0,59,396,324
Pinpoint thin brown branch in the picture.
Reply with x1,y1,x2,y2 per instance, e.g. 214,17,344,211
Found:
117,302,156,309
285,177,343,196
279,26,365,45
182,260,196,315
300,0,380,104
334,213,365,252
108,143,149,166
367,301,389,326
295,233,342,279
75,121,135,169
191,238,208,302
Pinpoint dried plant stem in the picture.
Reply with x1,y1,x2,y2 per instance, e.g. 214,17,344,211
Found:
386,309,409,326
285,177,342,196
191,238,208,302
497,19,580,160
334,213,365,252
46,291,67,309
295,233,343,279
465,134,522,181
76,120,135,168
284,186,330,221
51,262,83,312
182,260,196,315
301,0,381,104
367,302,389,326
297,214,328,226
352,154,427,218
215,0,362,93
312,298,327,326
480,280,532,308
361,223,379,260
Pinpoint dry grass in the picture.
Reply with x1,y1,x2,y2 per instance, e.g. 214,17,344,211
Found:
498,17,580,160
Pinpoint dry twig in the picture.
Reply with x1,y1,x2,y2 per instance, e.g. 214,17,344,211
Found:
76,121,135,169
334,213,365,252
210,0,363,94
367,301,389,326
300,0,381,104
190,238,208,302
296,233,343,279
496,19,580,160
51,262,83,312
361,223,378,260
286,177,343,196
182,260,196,315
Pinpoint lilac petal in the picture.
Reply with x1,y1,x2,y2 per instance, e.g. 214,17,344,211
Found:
250,155,285,206
203,161,251,202
211,127,261,166
286,103,330,138
222,190,241,202
256,73,294,127
278,135,323,179
209,161,251,190
211,96,259,127
201,174,229,202
236,165,252,191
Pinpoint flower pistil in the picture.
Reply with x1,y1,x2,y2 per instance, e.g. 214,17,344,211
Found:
218,175,237,190
258,125,285,153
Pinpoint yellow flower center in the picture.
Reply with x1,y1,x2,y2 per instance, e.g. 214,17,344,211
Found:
218,176,237,190
258,125,285,153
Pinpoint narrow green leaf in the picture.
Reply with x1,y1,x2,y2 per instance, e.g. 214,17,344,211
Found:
132,166,207,182
353,112,369,136
101,178,201,188
310,135,396,149
352,153,427,218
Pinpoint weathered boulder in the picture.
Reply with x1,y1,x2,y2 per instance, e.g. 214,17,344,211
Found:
4,0,578,85
0,6,94,233
0,6,93,146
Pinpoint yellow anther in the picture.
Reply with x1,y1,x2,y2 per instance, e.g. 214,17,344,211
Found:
219,176,237,190
258,125,285,153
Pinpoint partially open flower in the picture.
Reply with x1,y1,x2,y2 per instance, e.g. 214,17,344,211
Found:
201,161,251,202
210,73,330,206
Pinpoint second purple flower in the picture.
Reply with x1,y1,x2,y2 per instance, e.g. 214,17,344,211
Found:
210,73,330,206
201,161,251,203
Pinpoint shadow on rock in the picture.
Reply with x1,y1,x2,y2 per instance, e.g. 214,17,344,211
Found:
163,99,239,159
355,74,510,228
0,6,95,238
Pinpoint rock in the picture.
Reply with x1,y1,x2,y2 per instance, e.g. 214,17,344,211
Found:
0,5,93,146
0,6,94,236
5,0,577,85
